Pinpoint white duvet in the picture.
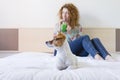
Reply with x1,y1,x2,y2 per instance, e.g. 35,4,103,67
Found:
0,52,120,80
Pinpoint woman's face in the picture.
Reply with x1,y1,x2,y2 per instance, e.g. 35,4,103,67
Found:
62,8,69,22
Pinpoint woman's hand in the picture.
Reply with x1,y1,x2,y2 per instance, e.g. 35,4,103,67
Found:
59,19,65,25
66,25,71,33
59,19,69,32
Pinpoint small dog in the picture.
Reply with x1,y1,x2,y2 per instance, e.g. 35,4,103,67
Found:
46,32,78,70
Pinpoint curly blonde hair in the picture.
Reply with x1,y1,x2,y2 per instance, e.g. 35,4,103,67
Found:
58,3,80,28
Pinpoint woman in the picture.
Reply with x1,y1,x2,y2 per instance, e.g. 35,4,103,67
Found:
54,3,113,60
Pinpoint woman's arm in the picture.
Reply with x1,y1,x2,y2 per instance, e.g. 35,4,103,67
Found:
54,23,60,35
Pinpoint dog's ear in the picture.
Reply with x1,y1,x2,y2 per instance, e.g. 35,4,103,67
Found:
57,31,62,35
57,31,61,34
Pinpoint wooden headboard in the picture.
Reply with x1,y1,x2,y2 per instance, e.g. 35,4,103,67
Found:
19,28,116,53
0,29,18,51
0,28,116,53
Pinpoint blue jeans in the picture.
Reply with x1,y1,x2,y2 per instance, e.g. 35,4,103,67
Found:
54,35,109,59
91,38,110,59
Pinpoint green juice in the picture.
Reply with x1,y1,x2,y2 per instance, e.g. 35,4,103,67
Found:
61,23,67,32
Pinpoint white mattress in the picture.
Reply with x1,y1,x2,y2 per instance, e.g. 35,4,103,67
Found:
0,52,120,80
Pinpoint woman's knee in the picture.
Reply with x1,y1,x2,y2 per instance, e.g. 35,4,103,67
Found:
91,38,101,44
92,38,99,41
82,35,90,39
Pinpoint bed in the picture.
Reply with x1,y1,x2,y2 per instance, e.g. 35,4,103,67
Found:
0,52,120,80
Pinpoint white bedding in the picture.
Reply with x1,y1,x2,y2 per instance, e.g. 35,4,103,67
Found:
0,52,120,80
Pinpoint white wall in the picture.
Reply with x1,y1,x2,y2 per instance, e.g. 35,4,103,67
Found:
0,0,120,28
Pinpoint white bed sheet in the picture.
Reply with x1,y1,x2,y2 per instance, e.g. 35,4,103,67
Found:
0,52,120,80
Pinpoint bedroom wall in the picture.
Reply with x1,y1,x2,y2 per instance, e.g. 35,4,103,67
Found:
0,0,120,28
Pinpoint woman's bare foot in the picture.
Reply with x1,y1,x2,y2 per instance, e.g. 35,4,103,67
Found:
105,55,115,61
94,54,103,60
